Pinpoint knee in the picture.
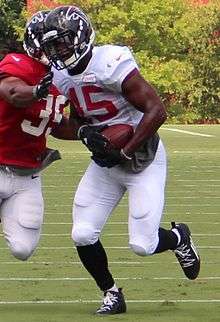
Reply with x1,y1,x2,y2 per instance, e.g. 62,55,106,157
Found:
9,241,33,261
72,224,99,246
129,243,147,256
129,236,159,256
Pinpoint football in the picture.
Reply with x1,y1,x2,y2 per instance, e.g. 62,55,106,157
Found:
101,124,134,150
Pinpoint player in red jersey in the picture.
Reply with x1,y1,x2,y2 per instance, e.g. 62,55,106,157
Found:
0,11,77,262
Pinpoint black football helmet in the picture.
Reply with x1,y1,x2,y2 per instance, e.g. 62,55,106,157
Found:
23,10,50,64
42,6,95,70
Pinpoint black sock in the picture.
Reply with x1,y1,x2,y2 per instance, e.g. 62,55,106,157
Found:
76,239,114,291
154,227,178,253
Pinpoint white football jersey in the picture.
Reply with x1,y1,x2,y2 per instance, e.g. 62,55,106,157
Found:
52,45,143,127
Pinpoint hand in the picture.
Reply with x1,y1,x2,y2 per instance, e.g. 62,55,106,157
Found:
32,71,53,99
92,148,132,168
78,124,109,153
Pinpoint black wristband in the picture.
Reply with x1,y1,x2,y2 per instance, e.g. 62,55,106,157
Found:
32,85,39,99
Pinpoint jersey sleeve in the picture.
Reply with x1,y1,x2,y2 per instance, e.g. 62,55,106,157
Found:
0,54,35,84
101,46,139,92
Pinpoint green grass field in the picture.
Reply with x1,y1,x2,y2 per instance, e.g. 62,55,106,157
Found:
0,125,219,322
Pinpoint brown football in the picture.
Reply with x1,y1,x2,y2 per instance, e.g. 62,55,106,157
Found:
101,124,134,150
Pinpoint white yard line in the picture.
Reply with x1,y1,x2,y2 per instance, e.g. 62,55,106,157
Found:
175,179,220,181
44,233,220,237
167,186,220,189
0,260,216,265
42,221,220,225
167,196,220,199
172,151,219,154
0,246,218,250
153,277,220,280
161,127,215,137
45,196,220,201
1,233,218,237
43,171,220,176
0,299,219,304
43,203,220,208
0,277,219,281
0,277,141,281
43,185,220,190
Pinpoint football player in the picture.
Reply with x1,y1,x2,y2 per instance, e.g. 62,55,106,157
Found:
0,11,78,263
41,5,201,315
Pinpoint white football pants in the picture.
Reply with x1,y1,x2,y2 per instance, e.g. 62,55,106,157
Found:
72,140,167,256
0,170,44,260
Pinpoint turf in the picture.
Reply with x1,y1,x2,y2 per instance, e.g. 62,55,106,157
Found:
0,124,219,322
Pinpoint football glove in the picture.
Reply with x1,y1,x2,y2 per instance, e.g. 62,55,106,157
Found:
92,148,132,168
32,71,53,99
78,124,109,154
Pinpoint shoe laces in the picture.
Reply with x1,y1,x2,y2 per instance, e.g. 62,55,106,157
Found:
174,243,196,268
99,292,118,311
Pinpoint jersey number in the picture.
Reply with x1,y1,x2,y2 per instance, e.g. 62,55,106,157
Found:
21,95,66,136
69,85,118,122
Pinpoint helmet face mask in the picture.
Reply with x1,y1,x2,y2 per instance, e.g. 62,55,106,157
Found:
42,6,95,70
23,10,50,64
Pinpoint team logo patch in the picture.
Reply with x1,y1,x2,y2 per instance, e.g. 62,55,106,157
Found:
82,73,96,83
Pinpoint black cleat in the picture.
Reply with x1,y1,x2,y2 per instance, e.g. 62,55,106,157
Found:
96,288,126,315
172,222,200,280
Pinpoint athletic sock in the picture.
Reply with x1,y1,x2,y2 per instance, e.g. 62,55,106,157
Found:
106,284,119,293
154,227,179,253
76,239,115,291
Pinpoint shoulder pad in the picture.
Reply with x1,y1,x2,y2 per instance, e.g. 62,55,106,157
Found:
95,45,138,92
0,54,45,85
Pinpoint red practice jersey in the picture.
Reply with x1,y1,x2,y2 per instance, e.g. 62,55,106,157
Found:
0,53,67,168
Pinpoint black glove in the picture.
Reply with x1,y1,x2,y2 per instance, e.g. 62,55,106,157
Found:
78,124,109,153
92,148,132,168
32,71,53,99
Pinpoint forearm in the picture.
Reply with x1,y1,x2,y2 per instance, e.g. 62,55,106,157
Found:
0,72,52,108
121,73,167,156
51,116,82,140
8,84,36,107
123,106,167,156
0,76,37,108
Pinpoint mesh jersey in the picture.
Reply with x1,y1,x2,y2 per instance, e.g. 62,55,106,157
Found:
52,45,143,127
0,53,67,168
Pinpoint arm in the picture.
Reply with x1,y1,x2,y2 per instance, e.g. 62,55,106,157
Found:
51,104,83,140
121,71,167,157
86,73,166,168
0,72,53,108
0,76,37,108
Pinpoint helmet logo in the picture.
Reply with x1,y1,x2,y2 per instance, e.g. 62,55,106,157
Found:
65,7,88,25
31,12,45,24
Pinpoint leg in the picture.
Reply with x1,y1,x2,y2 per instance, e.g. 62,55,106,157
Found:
127,141,177,255
72,162,127,314
1,175,43,260
72,161,125,291
127,141,200,278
